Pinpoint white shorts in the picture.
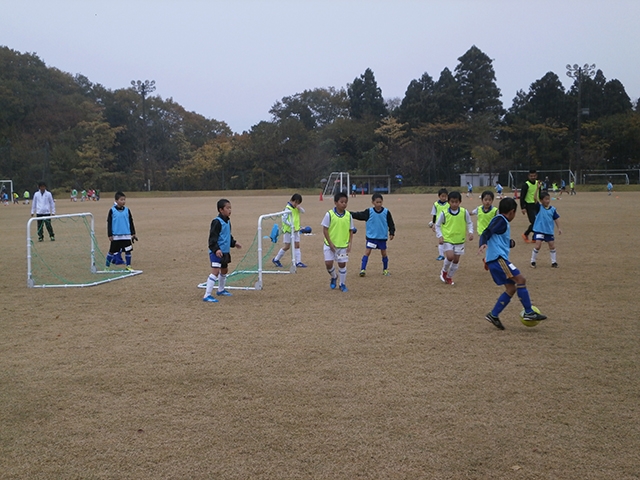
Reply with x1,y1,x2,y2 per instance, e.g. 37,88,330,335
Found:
283,231,300,244
323,245,349,263
443,243,466,255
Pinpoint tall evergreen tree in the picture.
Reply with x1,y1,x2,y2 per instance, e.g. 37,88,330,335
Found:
347,68,388,120
455,46,503,117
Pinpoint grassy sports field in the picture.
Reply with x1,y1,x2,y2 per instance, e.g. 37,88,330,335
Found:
1,191,638,478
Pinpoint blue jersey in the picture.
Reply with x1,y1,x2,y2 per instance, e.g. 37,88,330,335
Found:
480,214,511,263
532,204,559,235
365,207,389,239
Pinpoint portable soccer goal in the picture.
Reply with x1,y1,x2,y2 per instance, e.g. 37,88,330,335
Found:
508,169,576,190
198,209,295,291
27,212,142,288
322,172,350,199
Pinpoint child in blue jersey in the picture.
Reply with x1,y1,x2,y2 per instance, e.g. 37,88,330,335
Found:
429,188,449,260
272,193,306,268
435,191,473,285
106,192,138,271
530,186,561,268
321,191,354,292
351,193,396,277
203,199,243,303
478,197,547,330
607,181,613,195
495,182,503,199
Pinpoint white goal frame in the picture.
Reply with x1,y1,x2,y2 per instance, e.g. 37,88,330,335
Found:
581,172,630,185
508,169,576,190
322,172,350,199
27,212,142,288
0,179,13,201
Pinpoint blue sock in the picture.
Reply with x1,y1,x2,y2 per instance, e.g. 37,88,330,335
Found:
517,284,533,312
491,292,512,316
382,256,388,270
125,254,132,266
106,253,114,266
361,256,368,270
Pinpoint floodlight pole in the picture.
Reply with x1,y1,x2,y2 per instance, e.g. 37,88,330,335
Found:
566,63,596,178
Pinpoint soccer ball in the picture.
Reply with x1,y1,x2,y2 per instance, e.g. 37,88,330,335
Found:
520,305,542,327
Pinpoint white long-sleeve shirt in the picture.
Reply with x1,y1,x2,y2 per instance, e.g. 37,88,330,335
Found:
31,189,55,215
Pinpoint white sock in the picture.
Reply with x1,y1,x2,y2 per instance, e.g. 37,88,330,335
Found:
448,262,459,278
550,249,557,263
327,266,336,278
275,248,285,261
218,274,227,292
531,248,539,263
443,258,452,273
339,267,347,285
205,274,217,297
295,248,301,264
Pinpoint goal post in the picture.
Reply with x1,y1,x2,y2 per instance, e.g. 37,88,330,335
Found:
508,169,576,190
1,179,13,202
198,209,295,291
322,172,350,199
27,212,142,288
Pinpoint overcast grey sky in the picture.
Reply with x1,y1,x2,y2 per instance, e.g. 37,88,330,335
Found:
2,0,639,133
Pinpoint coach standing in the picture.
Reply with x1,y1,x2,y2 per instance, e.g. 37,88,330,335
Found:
31,181,56,242
519,169,539,244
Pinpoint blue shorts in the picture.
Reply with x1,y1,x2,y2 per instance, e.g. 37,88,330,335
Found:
365,238,387,251
533,232,555,243
487,257,521,286
209,251,231,268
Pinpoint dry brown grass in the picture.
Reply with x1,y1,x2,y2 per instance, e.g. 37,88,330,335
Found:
1,192,639,479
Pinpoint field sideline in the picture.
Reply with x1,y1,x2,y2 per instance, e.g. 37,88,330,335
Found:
1,192,638,478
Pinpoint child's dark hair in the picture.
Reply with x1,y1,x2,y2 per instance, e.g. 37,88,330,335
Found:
539,191,550,201
448,191,462,202
437,188,448,196
481,190,494,200
115,191,125,200
290,193,302,203
217,198,230,211
334,191,348,202
372,193,383,202
498,197,518,214
529,168,537,174
38,181,46,188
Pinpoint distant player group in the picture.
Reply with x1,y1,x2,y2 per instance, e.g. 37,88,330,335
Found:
198,171,562,331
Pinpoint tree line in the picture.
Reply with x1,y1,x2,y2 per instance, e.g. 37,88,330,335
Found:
1,45,639,193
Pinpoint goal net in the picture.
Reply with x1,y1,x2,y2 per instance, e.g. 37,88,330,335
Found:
198,209,295,291
508,169,576,190
27,213,142,288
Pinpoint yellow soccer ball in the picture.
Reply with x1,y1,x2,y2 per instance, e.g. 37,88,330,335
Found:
520,306,542,327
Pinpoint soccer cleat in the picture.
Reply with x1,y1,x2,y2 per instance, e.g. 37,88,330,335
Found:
436,255,445,261
330,277,337,289
485,313,505,330
439,270,448,283
38,237,44,242
216,289,232,296
530,262,536,268
359,270,366,277
522,310,547,321
339,283,348,292
382,270,390,276
125,266,134,272
50,236,55,241
295,262,307,268
521,233,530,244
202,295,219,303
272,258,283,268
445,276,454,285
551,262,558,268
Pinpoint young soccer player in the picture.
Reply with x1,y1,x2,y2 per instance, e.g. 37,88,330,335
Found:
429,188,449,260
106,192,138,270
321,191,354,292
470,191,498,236
495,182,503,199
272,193,306,268
530,184,562,268
203,199,242,303
520,169,540,243
607,181,613,196
435,191,473,285
478,197,548,330
351,193,396,277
